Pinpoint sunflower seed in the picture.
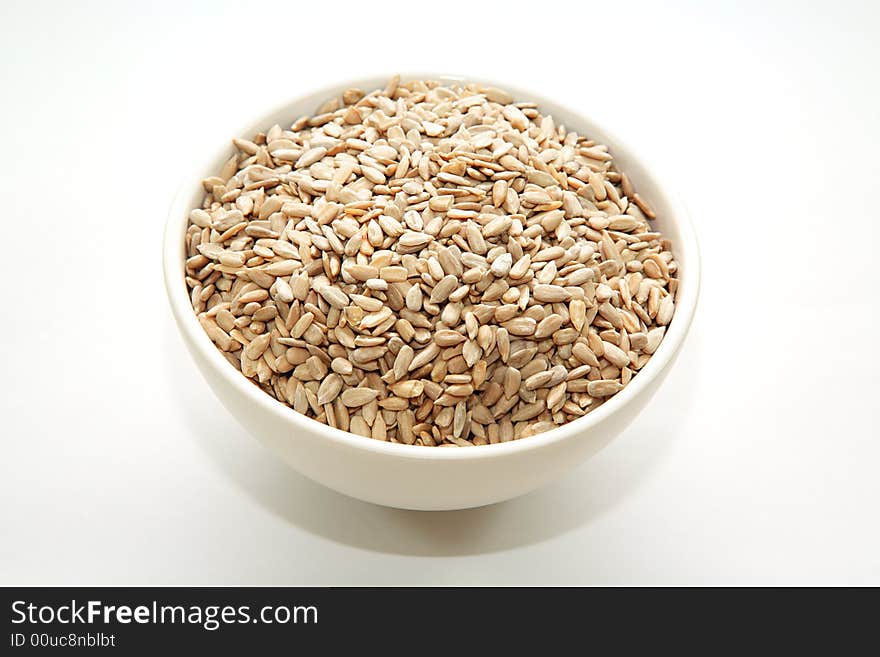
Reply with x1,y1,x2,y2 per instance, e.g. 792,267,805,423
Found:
430,275,459,303
587,380,624,397
186,76,678,446
317,374,344,405
533,285,570,302
535,314,564,339
340,388,380,407
390,380,424,398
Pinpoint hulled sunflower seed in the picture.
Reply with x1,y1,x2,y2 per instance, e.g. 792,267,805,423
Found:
317,374,344,405
587,380,624,397
340,388,380,407
186,76,678,446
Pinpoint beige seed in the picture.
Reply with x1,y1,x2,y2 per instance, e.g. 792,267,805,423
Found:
291,312,314,339
483,215,511,238
547,382,567,411
657,294,675,326
317,285,349,309
484,86,513,104
434,329,465,346
351,346,386,364
270,277,294,303
233,137,259,155
371,415,388,440
237,289,268,305
317,374,344,405
502,317,537,336
598,301,623,328
588,171,607,200
380,266,408,282
405,283,423,311
291,273,310,300
295,146,327,169
390,380,425,398
472,360,488,389
524,370,554,390
645,327,665,354
360,308,393,330
503,367,521,398
490,253,513,277
350,294,384,312
398,410,416,444
602,341,630,368
609,215,640,232
349,416,371,438
186,76,676,446
340,388,380,407
345,263,379,281
410,343,440,371
567,268,594,285
462,340,482,367
492,180,508,207
553,328,579,345
331,357,353,375
533,284,570,302
218,251,246,267
569,299,587,332
437,247,463,277
632,193,656,219
511,401,545,422
243,333,271,360
453,401,467,438
587,380,624,397
533,246,565,262
393,345,415,380
509,255,532,279
573,342,600,367
497,327,510,362
398,231,433,249
430,274,459,303
535,314,564,339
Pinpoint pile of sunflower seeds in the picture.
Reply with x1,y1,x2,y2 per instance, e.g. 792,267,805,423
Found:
184,76,677,446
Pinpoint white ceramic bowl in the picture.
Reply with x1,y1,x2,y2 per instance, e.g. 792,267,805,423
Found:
163,74,700,511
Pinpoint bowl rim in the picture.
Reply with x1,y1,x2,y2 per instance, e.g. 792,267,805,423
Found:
163,72,701,462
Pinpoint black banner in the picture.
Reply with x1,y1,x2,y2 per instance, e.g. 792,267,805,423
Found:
4,587,596,651
1,587,874,651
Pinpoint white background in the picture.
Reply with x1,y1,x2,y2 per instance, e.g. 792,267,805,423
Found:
1,0,877,585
